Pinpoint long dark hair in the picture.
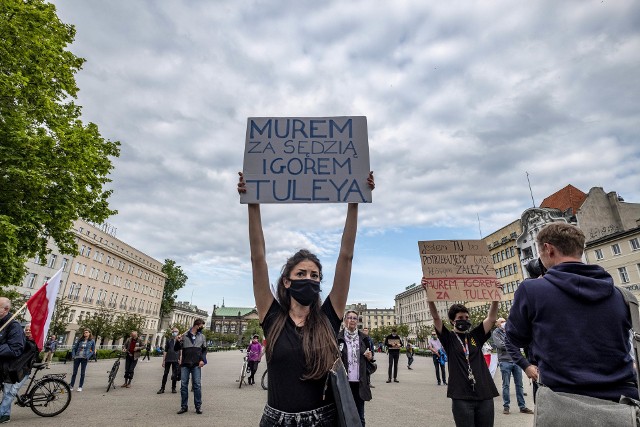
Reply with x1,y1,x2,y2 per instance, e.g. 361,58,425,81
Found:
265,249,337,380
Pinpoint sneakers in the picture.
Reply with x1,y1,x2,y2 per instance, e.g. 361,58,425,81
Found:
121,383,128,388
503,407,510,415
177,407,188,414
386,379,391,383
393,379,399,383
0,415,10,424
196,407,203,414
157,389,165,394
520,407,534,414
77,387,82,392
443,380,447,385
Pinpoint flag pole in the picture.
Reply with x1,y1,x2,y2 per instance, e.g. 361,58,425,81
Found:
0,301,28,334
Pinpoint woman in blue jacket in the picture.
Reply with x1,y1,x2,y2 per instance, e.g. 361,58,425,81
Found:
69,329,95,392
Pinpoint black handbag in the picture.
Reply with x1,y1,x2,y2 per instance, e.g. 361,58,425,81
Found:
326,357,363,427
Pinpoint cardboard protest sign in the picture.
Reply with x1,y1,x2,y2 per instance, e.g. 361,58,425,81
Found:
418,240,501,302
240,116,371,203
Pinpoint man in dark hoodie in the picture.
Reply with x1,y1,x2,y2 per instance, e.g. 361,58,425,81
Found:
506,222,638,401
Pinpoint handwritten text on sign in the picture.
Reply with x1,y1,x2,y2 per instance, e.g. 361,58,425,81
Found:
240,117,371,203
418,240,501,302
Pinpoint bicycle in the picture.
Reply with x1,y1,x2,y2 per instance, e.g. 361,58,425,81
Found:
261,368,268,390
106,350,123,392
235,351,249,389
14,362,71,417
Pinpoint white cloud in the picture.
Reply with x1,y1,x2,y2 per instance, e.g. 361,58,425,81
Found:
52,0,640,310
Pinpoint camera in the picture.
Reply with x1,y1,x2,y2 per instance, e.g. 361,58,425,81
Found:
525,257,547,278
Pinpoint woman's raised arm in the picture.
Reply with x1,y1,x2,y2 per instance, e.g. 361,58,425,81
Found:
238,172,273,321
329,171,375,319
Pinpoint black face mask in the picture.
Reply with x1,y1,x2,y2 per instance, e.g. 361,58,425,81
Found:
197,326,204,332
454,319,472,332
287,279,321,306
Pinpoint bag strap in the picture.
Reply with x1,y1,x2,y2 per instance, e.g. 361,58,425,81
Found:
616,286,640,396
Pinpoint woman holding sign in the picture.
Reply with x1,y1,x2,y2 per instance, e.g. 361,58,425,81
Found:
238,171,374,427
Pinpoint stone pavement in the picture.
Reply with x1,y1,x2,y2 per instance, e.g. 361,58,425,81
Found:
7,352,534,426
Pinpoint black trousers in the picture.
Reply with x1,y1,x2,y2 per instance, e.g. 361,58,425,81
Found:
161,361,179,390
387,351,399,379
248,360,260,381
432,355,447,383
124,355,138,380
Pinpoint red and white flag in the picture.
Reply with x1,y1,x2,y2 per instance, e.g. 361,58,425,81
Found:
27,267,63,350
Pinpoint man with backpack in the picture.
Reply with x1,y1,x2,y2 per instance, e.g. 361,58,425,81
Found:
0,302,38,424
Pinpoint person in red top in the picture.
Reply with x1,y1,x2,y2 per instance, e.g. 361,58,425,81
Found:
121,331,143,388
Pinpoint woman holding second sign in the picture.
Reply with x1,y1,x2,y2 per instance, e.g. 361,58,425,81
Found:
423,276,501,427
238,171,374,427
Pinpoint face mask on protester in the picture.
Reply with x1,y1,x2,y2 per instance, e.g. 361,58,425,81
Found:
454,319,472,332
172,332,178,337
287,279,321,306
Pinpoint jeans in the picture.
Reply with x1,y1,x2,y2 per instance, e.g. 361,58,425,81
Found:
451,398,494,427
180,365,202,409
259,403,336,427
349,381,366,427
387,351,399,379
161,361,179,390
70,357,88,387
407,355,414,367
432,355,447,384
0,375,29,417
124,355,138,380
499,361,525,409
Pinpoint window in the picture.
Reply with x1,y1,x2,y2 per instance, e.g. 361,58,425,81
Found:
86,247,91,257
26,273,37,289
47,254,57,268
79,245,86,256
595,249,604,260
612,244,621,256
61,258,69,271
631,238,640,251
619,267,630,284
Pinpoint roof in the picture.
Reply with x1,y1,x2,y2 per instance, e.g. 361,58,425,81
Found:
212,306,256,317
540,184,587,214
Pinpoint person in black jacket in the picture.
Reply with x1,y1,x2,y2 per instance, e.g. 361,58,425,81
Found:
175,318,207,415
0,298,27,424
338,310,373,427
384,329,403,383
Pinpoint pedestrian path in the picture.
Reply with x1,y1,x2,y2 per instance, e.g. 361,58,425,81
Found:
7,351,533,426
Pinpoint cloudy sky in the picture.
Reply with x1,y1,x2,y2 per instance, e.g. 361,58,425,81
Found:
50,0,640,312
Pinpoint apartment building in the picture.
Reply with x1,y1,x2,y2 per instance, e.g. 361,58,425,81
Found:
18,220,166,346
345,303,395,330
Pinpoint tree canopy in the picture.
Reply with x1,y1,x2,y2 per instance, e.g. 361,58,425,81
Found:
160,259,188,318
0,0,120,286
77,306,114,345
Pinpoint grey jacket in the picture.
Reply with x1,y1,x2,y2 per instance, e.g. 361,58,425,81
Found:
491,327,513,363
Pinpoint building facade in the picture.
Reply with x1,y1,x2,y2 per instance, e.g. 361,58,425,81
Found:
345,303,395,331
210,304,259,343
17,220,166,346
159,301,209,346
477,219,525,313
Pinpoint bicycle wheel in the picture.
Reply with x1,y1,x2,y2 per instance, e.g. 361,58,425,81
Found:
106,360,120,392
238,360,248,389
29,378,71,417
261,369,268,390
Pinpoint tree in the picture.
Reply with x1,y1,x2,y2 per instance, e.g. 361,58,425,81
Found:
395,323,410,342
416,324,432,347
112,313,147,342
48,299,71,337
164,322,190,339
468,303,510,340
77,306,114,346
241,319,264,344
0,0,120,286
160,259,188,318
